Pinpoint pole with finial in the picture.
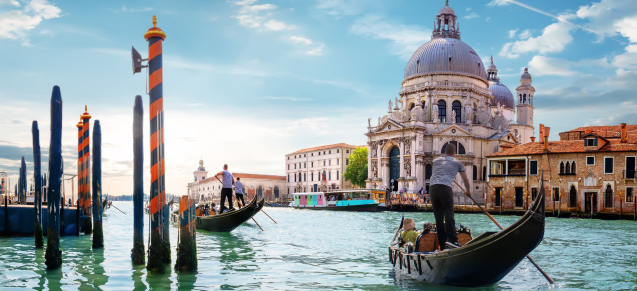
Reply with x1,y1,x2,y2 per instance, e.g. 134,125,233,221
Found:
81,105,93,234
144,15,169,271
76,116,83,231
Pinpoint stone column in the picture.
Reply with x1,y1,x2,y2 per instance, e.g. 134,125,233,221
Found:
382,159,390,189
410,138,416,192
367,143,372,183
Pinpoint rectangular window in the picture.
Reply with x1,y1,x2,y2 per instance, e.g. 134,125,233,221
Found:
311,162,313,167
287,165,289,170
337,149,340,153
507,159,526,175
323,161,326,166
311,153,313,156
495,188,502,206
324,151,326,155
329,150,331,154
294,174,296,182
346,159,349,165
605,157,614,174
627,187,634,203
294,164,297,169
318,152,321,156
530,160,538,175
337,170,339,180
553,187,560,201
337,159,339,165
585,138,597,146
626,156,636,179
287,157,289,160
329,171,331,180
304,154,306,157
304,173,306,182
329,160,331,166
311,173,314,181
346,150,349,153
304,163,306,168
586,156,595,165
490,160,505,175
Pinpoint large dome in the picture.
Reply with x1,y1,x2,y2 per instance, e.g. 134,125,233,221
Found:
404,38,488,81
488,81,515,110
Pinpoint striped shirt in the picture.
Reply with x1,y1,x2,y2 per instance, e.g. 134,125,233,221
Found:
221,170,233,188
234,181,244,194
430,155,465,187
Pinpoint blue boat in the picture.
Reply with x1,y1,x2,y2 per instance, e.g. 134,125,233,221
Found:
1,204,87,236
290,189,379,212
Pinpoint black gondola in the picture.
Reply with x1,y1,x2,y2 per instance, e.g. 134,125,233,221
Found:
389,179,546,287
194,196,265,232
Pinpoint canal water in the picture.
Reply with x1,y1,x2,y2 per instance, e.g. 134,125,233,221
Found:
0,202,636,290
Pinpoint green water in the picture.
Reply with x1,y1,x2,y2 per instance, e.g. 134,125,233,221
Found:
1,202,636,290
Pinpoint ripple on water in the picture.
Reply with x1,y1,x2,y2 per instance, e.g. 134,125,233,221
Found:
0,203,636,290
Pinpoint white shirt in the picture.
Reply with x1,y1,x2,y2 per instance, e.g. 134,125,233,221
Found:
221,170,233,188
234,180,244,194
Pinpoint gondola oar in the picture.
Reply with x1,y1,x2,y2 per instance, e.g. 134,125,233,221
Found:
214,176,264,231
390,214,405,246
453,180,555,285
110,203,127,215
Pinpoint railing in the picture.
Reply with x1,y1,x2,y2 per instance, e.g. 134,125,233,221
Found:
401,82,492,96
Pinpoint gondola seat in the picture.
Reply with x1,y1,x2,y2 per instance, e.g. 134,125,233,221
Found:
415,232,439,252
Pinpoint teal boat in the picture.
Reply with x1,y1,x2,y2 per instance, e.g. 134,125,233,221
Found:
290,190,379,212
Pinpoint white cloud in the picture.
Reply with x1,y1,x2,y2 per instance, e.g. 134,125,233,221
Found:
307,44,324,55
231,0,292,31
499,21,574,58
0,0,20,6
315,0,368,17
350,15,430,60
527,56,577,76
466,7,472,11
463,12,479,20
110,6,153,13
518,29,532,39
290,36,312,45
508,29,518,38
264,19,292,31
0,0,61,44
485,17,491,22
487,0,509,6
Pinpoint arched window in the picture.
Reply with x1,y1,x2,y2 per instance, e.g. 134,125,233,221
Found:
452,101,462,123
473,165,478,180
569,185,577,208
425,164,432,180
473,103,478,124
571,161,576,174
438,100,446,123
323,170,327,182
560,161,565,174
565,162,571,174
604,185,613,208
410,103,415,110
421,100,426,109
441,141,466,155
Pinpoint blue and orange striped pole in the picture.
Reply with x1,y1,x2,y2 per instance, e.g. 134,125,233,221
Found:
175,195,197,271
81,106,92,234
76,117,83,225
145,15,169,271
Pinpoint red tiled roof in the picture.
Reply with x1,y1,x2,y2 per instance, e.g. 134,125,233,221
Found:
289,143,358,155
199,172,285,184
487,139,637,157
562,125,637,139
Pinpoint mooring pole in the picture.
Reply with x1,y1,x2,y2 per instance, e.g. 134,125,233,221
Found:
82,106,93,234
92,120,104,249
144,15,170,269
32,121,43,248
175,195,197,271
45,86,63,270
76,117,83,232
20,157,26,204
131,95,145,265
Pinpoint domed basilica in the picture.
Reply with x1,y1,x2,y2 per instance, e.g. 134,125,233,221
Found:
365,1,535,197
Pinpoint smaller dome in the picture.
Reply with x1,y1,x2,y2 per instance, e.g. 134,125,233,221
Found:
438,4,455,15
521,67,532,80
489,81,515,110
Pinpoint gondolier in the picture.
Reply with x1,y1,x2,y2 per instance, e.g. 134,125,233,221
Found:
215,164,235,213
429,143,471,249
234,177,245,207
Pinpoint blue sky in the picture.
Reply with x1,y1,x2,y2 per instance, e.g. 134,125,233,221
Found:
1,0,637,196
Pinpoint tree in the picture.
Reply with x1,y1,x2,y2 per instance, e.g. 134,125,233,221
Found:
344,147,368,188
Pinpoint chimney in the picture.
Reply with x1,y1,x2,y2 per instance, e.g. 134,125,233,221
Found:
621,123,627,143
543,127,551,152
530,136,536,142
539,124,545,143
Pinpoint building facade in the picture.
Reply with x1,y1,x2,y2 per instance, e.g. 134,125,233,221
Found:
365,2,535,199
486,124,636,216
187,160,286,201
285,143,358,194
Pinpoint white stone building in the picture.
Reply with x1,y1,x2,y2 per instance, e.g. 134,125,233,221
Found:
285,143,359,195
365,2,536,199
187,160,286,201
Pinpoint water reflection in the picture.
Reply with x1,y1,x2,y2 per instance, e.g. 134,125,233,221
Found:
131,266,147,291
85,248,109,290
175,271,197,290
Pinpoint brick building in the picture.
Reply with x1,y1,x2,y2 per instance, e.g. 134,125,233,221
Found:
486,124,636,217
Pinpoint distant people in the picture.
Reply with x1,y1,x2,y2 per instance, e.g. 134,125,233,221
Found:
234,177,246,207
201,194,204,202
399,218,418,247
215,164,235,213
430,143,471,249
419,187,423,195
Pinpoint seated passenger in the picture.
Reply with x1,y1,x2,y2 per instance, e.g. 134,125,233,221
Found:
399,218,419,247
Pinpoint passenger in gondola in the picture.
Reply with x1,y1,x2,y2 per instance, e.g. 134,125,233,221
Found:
430,143,471,249
399,218,418,247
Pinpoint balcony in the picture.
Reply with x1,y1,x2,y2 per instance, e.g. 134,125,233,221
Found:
624,170,636,181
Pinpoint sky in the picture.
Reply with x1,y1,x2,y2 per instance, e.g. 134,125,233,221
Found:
1,0,637,196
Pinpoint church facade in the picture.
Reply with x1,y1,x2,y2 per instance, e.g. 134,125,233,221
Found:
365,2,536,198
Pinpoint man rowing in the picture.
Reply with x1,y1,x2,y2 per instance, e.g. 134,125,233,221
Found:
234,177,245,207
215,164,235,213
429,143,471,249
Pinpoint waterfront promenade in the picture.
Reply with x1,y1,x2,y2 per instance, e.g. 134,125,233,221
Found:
0,202,635,290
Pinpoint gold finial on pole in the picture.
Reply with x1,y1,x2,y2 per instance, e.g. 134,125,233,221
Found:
85,105,87,112
153,15,157,27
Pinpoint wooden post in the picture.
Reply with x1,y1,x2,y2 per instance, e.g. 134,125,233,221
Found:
131,95,145,265
92,120,104,249
45,86,63,270
20,157,26,204
32,121,43,248
175,195,197,272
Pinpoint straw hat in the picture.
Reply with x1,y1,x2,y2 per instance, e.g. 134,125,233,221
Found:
404,218,415,230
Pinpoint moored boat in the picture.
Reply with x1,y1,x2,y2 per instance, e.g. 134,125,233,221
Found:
388,180,546,287
194,196,265,232
290,189,380,212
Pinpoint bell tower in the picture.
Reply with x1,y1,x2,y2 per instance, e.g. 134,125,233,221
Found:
516,68,535,126
193,159,208,182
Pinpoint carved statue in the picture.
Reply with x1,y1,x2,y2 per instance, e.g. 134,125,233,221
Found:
405,160,412,177
410,103,425,122
464,104,473,124
388,100,393,112
467,120,473,132
405,138,412,154
432,103,439,122
394,97,401,110
372,161,378,178
368,118,371,127
378,117,381,126
451,110,456,123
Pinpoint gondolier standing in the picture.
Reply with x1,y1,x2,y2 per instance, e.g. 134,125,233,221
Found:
429,143,471,249
234,177,245,207
215,164,235,213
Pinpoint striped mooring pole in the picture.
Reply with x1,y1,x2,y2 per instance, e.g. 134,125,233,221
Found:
76,117,83,230
45,86,63,270
92,120,104,248
131,95,145,265
145,15,170,271
81,106,93,234
32,121,44,248
175,194,197,272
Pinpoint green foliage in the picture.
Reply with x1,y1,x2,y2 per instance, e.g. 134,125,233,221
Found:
343,147,368,188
